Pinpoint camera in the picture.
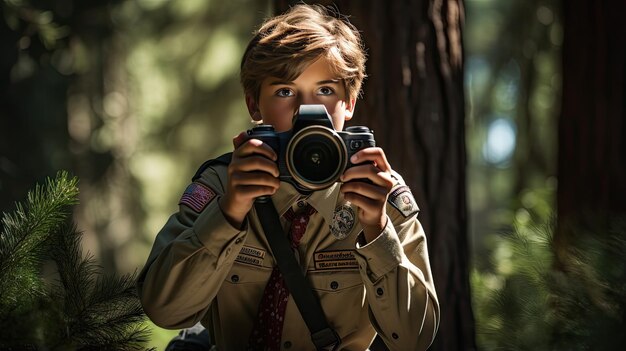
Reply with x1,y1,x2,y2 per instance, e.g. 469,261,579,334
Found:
247,104,375,193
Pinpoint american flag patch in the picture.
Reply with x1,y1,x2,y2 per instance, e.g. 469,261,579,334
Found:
179,182,216,213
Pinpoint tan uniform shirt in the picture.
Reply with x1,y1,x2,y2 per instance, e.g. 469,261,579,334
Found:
138,160,439,351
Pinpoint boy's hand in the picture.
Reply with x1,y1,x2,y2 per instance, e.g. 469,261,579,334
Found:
340,147,395,242
219,131,280,228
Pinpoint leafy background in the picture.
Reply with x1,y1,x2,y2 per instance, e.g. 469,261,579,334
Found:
2,0,601,350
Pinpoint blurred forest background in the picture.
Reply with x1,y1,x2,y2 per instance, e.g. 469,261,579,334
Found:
1,0,625,350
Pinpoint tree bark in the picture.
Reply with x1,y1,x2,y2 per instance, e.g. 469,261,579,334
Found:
557,0,626,243
274,1,475,350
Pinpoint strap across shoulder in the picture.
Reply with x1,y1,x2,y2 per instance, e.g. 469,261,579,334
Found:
192,152,233,181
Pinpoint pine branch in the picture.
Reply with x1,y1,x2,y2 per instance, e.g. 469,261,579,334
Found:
51,222,98,320
0,172,153,349
49,220,152,349
549,215,626,349
475,212,626,350
0,171,78,315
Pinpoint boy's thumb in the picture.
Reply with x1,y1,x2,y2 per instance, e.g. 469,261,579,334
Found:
233,131,248,149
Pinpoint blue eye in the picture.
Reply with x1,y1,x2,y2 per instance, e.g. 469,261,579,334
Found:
318,87,334,95
276,88,294,97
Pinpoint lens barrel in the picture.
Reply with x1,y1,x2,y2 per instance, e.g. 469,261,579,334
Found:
286,125,347,190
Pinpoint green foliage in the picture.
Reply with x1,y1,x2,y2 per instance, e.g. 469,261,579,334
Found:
2,1,70,49
0,172,153,350
472,214,554,350
0,171,79,315
473,211,626,350
549,218,626,350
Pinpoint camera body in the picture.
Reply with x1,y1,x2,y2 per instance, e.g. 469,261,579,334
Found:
247,104,375,193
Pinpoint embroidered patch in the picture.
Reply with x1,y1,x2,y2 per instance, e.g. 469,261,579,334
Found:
388,185,419,218
179,182,216,213
235,254,264,267
313,250,359,270
239,245,266,259
235,245,266,267
330,204,356,240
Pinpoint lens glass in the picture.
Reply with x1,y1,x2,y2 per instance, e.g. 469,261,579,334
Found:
291,134,341,183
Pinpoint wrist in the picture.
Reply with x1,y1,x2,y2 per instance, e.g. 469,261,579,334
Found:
362,217,387,243
218,195,250,229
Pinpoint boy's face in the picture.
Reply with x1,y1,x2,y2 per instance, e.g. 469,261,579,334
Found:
246,56,356,133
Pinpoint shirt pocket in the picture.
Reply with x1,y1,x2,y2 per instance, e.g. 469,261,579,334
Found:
224,262,273,286
216,263,273,349
308,271,366,335
220,262,273,314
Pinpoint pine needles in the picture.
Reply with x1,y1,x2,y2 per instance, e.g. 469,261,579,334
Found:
549,217,626,350
0,171,79,312
473,212,626,350
0,171,153,350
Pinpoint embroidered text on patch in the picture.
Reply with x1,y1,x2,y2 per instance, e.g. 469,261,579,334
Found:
313,250,359,271
179,182,216,213
234,245,266,267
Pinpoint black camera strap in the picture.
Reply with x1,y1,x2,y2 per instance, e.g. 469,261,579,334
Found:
254,199,341,351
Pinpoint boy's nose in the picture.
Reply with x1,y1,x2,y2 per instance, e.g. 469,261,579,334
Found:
300,92,323,105
293,95,318,121
297,94,321,108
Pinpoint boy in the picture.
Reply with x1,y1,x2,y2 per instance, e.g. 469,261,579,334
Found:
138,4,439,351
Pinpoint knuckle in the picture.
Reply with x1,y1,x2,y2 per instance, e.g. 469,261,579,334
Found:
248,157,263,169
350,182,363,192
383,177,394,189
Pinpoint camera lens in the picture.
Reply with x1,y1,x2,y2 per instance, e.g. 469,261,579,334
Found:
287,126,347,190
293,135,339,181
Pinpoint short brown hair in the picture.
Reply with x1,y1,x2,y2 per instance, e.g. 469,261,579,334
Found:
240,4,367,101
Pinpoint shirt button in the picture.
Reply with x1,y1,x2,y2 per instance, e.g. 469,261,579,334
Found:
231,275,239,283
376,287,384,296
330,281,339,290
392,332,399,339
284,341,292,348
297,200,306,208
235,237,242,244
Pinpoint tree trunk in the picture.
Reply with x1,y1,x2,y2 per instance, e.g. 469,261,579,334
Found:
275,1,475,350
557,0,626,244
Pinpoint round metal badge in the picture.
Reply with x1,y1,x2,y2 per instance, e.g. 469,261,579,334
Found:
330,204,356,240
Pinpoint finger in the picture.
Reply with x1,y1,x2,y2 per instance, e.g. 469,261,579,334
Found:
235,138,278,161
231,155,280,177
230,171,281,188
342,192,381,214
232,184,279,199
342,164,394,188
340,181,389,201
350,147,391,172
232,131,248,149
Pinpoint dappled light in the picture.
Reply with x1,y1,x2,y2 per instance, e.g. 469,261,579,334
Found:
482,117,516,166
465,0,563,348
3,0,625,349
1,0,270,347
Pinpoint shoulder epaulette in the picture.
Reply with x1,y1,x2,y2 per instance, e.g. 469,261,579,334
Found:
192,152,232,181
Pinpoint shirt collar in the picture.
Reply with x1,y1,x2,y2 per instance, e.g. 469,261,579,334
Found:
270,182,341,225
306,183,341,225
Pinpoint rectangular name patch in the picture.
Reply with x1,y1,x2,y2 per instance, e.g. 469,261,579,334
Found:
234,245,266,267
235,254,264,267
239,246,266,259
314,250,359,271
179,182,216,213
